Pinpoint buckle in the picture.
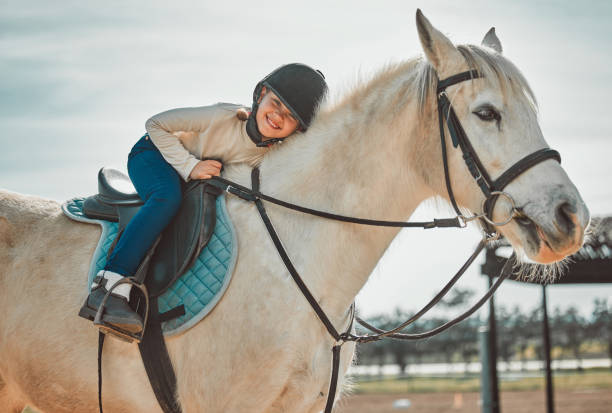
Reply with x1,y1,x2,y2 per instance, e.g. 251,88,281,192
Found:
484,230,502,242
226,185,256,202
456,215,468,228
481,191,517,227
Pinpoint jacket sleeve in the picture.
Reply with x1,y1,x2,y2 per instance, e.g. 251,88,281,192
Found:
145,106,216,181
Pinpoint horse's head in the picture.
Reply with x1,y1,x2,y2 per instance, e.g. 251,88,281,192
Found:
416,10,589,264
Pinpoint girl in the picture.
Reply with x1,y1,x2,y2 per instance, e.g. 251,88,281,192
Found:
79,63,328,335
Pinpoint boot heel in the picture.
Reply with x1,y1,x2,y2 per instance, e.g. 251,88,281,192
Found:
78,300,97,322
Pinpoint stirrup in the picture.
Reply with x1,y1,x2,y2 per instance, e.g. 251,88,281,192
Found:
93,277,150,344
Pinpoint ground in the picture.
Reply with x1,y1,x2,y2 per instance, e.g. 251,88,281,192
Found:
335,389,612,413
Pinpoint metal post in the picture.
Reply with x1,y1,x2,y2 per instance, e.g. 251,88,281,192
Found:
488,275,501,413
479,326,493,413
541,285,555,413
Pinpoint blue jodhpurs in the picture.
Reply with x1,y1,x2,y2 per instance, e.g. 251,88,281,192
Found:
104,135,183,276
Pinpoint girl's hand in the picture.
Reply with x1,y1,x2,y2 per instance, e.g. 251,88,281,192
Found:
189,159,223,180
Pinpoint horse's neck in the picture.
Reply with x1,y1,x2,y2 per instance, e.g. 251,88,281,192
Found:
258,68,439,320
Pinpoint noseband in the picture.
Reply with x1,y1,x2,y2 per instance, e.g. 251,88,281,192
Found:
437,69,561,235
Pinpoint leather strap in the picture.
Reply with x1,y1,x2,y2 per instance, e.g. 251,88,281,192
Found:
251,170,341,342
353,254,514,341
98,332,105,413
250,168,355,413
437,70,480,94
207,177,464,229
138,298,182,413
159,305,186,323
438,92,493,196
484,148,561,217
324,345,342,413
493,148,561,191
438,95,462,216
351,239,487,343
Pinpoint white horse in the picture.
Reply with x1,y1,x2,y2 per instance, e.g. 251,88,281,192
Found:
0,10,589,413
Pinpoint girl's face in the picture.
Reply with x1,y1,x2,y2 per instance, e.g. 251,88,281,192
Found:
255,87,300,139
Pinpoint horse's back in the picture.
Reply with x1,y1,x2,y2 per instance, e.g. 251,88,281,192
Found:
1,190,51,274
0,188,63,248
1,189,78,273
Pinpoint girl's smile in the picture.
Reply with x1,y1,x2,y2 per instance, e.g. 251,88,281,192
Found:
255,87,299,139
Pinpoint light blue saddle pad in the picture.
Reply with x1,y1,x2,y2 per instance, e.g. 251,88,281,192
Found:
62,194,237,336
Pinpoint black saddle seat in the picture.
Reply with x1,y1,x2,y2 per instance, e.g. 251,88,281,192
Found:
97,167,143,204
83,168,143,222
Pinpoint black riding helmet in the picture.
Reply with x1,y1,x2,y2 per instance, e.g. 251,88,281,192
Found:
246,63,328,147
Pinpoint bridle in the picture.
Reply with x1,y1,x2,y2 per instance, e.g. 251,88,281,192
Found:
437,70,561,235
206,69,561,413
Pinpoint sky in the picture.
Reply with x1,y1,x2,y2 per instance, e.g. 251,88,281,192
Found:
1,0,611,321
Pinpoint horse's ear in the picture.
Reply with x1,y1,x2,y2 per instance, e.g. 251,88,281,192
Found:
482,27,503,54
416,9,464,78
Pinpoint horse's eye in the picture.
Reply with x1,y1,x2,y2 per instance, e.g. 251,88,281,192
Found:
474,107,501,122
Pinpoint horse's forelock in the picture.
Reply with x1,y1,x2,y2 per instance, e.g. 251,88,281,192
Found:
456,44,538,111
410,44,538,114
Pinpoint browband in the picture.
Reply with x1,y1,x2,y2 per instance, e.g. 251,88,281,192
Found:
437,69,481,93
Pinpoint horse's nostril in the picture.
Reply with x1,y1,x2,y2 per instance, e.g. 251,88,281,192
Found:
554,201,576,235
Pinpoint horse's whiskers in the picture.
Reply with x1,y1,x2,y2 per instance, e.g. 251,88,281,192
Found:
513,258,569,284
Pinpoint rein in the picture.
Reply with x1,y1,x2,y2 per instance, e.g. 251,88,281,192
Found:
209,174,470,229
205,69,560,412
209,169,511,413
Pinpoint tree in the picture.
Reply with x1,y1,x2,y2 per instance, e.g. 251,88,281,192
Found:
591,298,612,370
496,306,515,371
355,313,389,376
553,306,587,370
456,319,479,372
440,288,476,309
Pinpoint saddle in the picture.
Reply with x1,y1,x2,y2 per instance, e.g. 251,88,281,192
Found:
79,167,225,413
83,167,222,298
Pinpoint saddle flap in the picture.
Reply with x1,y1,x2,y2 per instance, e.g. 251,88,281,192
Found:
145,181,218,297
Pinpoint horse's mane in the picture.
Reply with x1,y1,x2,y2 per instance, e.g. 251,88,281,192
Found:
324,59,431,116
323,43,538,120
257,42,539,183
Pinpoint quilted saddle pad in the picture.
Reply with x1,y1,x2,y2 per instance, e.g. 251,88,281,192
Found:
62,194,237,336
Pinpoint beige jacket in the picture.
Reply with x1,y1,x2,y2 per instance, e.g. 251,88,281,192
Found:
145,103,268,181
